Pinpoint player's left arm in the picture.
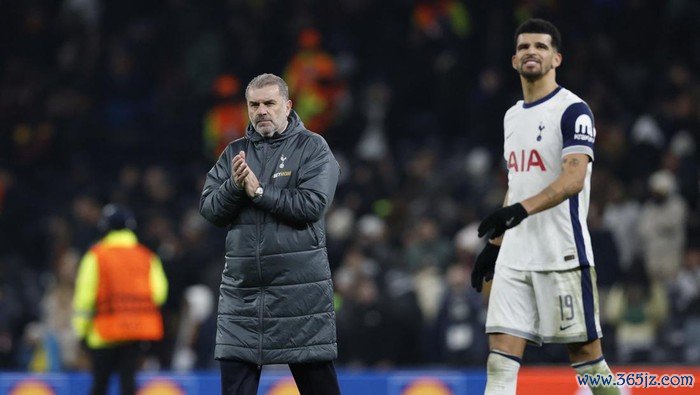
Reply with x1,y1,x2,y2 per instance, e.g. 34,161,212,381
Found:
477,101,594,239
520,153,588,215
521,101,595,214
478,154,590,239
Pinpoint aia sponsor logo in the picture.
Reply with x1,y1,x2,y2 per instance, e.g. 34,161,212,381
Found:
507,149,546,172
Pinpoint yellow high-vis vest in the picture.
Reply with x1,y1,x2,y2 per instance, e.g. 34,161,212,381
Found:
73,230,168,348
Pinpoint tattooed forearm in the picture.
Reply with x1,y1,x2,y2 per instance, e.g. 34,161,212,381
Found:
560,157,583,197
544,186,562,202
521,154,588,215
564,181,582,196
561,157,580,170
543,182,579,206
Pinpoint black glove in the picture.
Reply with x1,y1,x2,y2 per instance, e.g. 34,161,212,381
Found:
477,203,528,239
471,242,500,292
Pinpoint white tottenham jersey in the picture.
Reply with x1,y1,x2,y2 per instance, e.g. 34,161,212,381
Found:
498,86,596,271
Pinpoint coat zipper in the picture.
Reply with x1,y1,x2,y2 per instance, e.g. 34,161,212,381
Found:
256,141,269,367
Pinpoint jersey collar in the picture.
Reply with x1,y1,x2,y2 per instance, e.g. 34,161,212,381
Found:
522,86,562,109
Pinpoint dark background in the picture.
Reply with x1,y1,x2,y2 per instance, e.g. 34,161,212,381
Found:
0,0,698,371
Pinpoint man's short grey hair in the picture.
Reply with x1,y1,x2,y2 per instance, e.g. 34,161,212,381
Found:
245,73,289,100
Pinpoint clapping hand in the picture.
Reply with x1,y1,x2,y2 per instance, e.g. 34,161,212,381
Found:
231,151,260,198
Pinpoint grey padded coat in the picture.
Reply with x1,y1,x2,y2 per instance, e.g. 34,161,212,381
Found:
199,111,339,364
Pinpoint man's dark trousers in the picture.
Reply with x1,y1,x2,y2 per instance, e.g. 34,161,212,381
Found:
89,342,140,395
220,359,341,395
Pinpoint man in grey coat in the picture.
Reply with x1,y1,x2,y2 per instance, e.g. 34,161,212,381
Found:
200,73,341,395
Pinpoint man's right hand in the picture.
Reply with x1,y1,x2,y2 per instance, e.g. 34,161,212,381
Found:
231,151,249,189
471,242,501,292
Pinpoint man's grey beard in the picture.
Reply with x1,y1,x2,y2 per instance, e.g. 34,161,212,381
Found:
255,126,276,137
254,119,288,137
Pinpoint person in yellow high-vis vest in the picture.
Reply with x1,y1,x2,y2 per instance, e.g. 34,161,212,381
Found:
73,204,168,395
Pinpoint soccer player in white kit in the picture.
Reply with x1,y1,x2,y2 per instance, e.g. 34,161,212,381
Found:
471,19,619,395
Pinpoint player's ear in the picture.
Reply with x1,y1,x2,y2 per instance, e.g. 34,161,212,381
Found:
553,51,562,68
286,99,292,116
511,54,518,70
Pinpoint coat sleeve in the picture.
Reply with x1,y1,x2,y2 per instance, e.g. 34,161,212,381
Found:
253,136,339,224
199,146,248,227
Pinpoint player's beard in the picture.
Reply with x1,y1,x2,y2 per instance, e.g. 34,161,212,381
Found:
519,62,552,82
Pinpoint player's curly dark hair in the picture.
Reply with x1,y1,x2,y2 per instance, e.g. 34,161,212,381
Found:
514,18,562,51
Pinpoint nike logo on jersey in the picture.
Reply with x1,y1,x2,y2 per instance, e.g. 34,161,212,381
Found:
559,323,575,331
505,217,515,227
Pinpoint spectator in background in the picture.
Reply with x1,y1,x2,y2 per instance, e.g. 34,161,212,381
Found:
37,248,86,371
336,275,394,367
203,74,248,160
604,262,668,363
602,179,641,273
355,214,396,270
587,201,621,361
430,262,488,365
0,260,25,369
669,243,700,363
0,255,42,371
404,217,452,272
638,170,688,285
284,28,346,134
71,195,102,251
324,204,356,269
170,285,214,371
405,217,451,329
587,202,620,292
383,269,424,366
73,205,168,395
412,0,470,41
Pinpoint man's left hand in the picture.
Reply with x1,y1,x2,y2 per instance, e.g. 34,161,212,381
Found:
232,151,249,189
478,203,529,238
471,242,500,292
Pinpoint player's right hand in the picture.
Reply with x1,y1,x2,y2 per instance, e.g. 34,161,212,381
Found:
477,203,529,238
471,242,501,292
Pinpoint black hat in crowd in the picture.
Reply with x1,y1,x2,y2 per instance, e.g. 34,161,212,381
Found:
98,204,137,232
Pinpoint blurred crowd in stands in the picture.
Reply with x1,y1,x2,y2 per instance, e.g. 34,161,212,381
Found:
0,0,698,372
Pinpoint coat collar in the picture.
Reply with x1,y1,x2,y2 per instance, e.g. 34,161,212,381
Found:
246,110,305,143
